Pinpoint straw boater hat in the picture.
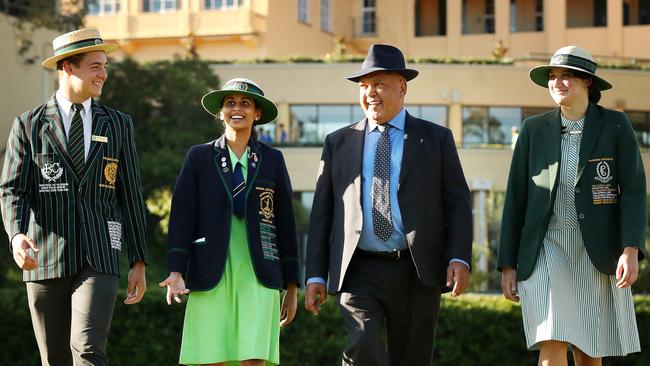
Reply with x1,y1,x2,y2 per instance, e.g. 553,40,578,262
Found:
346,44,419,82
42,28,119,69
529,45,612,91
201,78,279,125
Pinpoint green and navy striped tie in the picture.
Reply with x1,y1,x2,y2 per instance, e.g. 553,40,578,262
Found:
69,103,85,177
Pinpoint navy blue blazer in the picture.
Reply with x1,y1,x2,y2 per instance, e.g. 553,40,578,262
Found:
167,136,299,291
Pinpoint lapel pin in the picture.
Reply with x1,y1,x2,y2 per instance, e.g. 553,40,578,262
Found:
221,157,227,162
251,162,257,168
223,167,229,173
252,152,258,162
221,162,227,167
404,134,408,140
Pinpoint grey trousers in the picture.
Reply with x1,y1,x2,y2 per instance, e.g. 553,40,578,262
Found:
337,251,441,366
26,266,119,366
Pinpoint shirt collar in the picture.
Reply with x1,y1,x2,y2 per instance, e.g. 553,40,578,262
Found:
55,90,92,118
227,145,249,167
366,108,406,134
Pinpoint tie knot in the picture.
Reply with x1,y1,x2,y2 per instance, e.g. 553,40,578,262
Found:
72,103,84,113
378,124,391,134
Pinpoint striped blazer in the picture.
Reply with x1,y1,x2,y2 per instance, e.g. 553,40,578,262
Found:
0,95,148,281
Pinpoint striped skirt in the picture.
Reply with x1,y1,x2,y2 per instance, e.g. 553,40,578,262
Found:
517,226,640,357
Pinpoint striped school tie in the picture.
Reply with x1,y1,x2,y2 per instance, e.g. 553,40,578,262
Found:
372,124,393,241
69,103,85,177
232,162,246,218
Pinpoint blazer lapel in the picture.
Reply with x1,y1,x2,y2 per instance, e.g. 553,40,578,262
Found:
80,101,111,184
213,135,234,202
398,113,422,188
576,103,603,183
42,95,79,183
246,138,261,190
541,108,562,195
348,120,366,204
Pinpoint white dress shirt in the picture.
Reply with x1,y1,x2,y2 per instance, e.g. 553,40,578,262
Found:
55,90,92,160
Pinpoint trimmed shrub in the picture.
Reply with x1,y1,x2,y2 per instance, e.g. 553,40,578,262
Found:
1,290,648,365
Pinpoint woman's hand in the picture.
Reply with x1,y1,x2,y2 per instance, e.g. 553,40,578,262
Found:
158,272,190,305
500,267,520,302
280,283,298,328
616,247,639,288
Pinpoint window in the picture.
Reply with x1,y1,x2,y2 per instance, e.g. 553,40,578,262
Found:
205,0,243,10
623,0,650,26
290,104,447,144
462,0,495,34
143,0,179,12
297,0,310,24
88,0,121,15
361,0,376,35
406,105,447,126
415,0,446,37
627,111,650,149
567,0,607,28
510,0,543,32
320,0,332,32
462,106,545,147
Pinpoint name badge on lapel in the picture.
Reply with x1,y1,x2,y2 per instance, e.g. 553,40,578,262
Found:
91,135,108,143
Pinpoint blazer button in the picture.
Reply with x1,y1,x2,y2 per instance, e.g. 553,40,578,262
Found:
355,229,361,235
574,187,581,193
578,213,585,219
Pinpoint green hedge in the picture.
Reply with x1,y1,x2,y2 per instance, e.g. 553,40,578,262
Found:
2,290,648,365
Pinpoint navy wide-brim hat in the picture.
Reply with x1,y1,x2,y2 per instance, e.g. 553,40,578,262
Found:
529,45,612,91
346,44,419,82
201,78,279,125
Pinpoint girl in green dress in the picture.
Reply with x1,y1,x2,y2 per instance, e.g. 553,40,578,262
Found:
160,78,300,366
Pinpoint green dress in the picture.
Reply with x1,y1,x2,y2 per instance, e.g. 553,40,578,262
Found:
179,147,281,365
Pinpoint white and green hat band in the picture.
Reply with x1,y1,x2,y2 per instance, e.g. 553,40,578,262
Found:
201,78,279,125
42,28,118,69
529,45,612,91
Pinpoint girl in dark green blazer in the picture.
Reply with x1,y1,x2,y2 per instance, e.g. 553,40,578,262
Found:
498,46,646,364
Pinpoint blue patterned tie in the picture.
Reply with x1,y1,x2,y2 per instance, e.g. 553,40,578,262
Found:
232,162,246,218
68,103,85,177
372,124,393,241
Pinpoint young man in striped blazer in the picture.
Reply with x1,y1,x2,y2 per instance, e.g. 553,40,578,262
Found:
0,28,148,366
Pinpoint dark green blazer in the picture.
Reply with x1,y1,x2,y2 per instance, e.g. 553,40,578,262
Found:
498,103,647,280
0,95,148,281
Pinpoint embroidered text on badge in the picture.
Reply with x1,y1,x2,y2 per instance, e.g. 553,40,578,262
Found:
256,186,279,261
107,221,122,250
589,157,617,205
99,157,119,189
39,160,69,193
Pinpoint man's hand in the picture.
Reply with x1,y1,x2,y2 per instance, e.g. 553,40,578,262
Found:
159,272,189,305
124,261,146,305
616,246,639,288
500,267,519,302
280,283,298,328
11,234,38,270
446,261,470,297
304,283,327,316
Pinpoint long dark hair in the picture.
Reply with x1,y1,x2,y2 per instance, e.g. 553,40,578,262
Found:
571,70,602,104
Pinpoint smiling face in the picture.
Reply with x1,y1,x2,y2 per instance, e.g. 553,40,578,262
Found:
219,93,261,133
61,51,109,102
358,71,406,125
547,67,591,107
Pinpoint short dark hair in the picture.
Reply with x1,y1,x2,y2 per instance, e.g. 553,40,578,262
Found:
56,53,86,71
570,69,602,104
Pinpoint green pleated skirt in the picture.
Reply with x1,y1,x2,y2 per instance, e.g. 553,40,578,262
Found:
179,216,281,365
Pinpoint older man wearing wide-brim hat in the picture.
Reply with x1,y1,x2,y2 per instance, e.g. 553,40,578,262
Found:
0,28,148,365
498,45,645,364
305,43,473,365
